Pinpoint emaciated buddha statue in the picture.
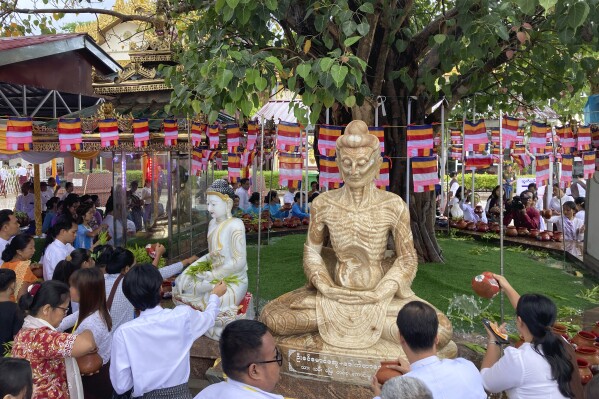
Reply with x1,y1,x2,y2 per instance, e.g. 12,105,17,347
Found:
173,179,250,339
260,120,455,358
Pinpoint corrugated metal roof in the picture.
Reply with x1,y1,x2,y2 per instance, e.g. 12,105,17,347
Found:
0,33,85,51
253,100,308,123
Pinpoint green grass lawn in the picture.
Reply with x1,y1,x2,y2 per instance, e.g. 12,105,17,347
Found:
246,233,598,332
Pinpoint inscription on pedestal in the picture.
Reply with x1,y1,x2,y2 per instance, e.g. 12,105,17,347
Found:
287,349,379,384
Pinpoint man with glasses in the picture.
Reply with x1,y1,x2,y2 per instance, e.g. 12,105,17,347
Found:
503,190,541,230
196,320,284,399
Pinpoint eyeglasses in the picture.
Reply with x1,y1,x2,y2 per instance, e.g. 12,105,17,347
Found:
247,347,283,368
54,306,69,315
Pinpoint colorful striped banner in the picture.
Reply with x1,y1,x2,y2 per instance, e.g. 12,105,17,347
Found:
449,145,462,160
319,154,342,189
277,122,301,152
208,124,220,149
557,125,576,154
279,152,303,189
163,119,178,146
133,119,150,148
463,119,488,151
369,126,385,154
191,121,205,147
6,117,33,151
512,143,526,154
318,124,343,157
471,143,487,154
591,125,599,149
58,118,82,151
225,123,241,153
411,156,438,193
577,125,592,151
192,148,203,175
407,124,434,157
560,154,574,188
535,155,550,187
228,152,241,183
529,121,548,154
511,153,531,170
246,122,259,151
464,155,493,171
375,156,390,189
98,118,119,147
583,151,596,179
450,129,462,145
501,116,519,148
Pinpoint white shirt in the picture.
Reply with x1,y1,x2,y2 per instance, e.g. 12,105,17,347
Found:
40,189,54,211
449,197,463,219
196,378,284,399
402,356,487,399
42,239,75,280
235,187,250,211
16,166,27,177
576,210,585,222
110,295,221,397
549,195,574,213
102,214,136,246
74,310,112,364
283,191,295,205
449,180,459,196
105,261,185,331
481,343,568,398
141,187,152,203
0,236,11,267
547,215,584,241
15,193,35,219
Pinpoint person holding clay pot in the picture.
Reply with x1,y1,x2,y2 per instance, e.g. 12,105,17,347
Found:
481,274,583,398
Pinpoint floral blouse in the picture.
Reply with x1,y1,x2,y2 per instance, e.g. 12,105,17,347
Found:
12,327,77,399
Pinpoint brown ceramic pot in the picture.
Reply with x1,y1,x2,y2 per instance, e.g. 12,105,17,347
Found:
542,209,553,219
537,232,551,241
466,222,477,231
77,353,103,375
578,359,593,385
477,223,489,232
517,227,529,236
592,322,599,336
572,331,597,348
449,220,459,228
575,346,599,368
553,231,563,242
506,226,518,237
528,229,540,239
457,220,468,229
552,323,569,339
375,360,403,384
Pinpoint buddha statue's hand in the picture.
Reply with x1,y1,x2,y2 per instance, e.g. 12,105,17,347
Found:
312,274,357,303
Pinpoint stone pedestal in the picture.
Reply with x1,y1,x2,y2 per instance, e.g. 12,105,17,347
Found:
190,336,220,381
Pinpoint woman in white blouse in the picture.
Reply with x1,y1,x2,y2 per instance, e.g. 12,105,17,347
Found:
69,267,113,399
480,275,583,398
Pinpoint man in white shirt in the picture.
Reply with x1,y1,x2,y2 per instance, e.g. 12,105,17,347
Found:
15,183,35,220
39,182,54,212
372,301,486,399
41,215,76,280
15,163,27,186
0,210,20,266
282,186,296,205
196,320,284,399
569,174,586,199
110,263,226,398
235,178,251,211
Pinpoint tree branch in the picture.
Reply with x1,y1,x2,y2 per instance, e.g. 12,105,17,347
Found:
11,7,156,23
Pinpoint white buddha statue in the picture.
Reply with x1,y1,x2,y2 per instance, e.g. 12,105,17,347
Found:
173,179,249,339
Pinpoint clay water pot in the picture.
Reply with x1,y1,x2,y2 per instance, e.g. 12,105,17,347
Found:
552,323,569,339
302,218,310,225
528,229,540,239
76,352,103,375
506,226,518,237
477,223,489,232
375,360,403,384
578,359,593,385
572,331,597,348
517,227,529,237
546,231,554,238
537,232,551,242
575,346,599,369
456,220,468,229
592,322,599,336
542,209,553,219
553,232,563,242
471,271,500,299
449,220,459,228
466,222,477,231
272,219,283,228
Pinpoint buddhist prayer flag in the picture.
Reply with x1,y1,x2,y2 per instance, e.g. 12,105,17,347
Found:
583,151,596,179
192,148,203,175
207,125,220,149
278,152,303,189
277,122,301,152
318,124,342,157
463,119,487,151
225,124,242,153
560,154,574,188
375,156,390,189
6,117,33,150
319,154,342,189
591,125,599,149
577,125,592,151
407,124,434,157
191,121,205,147
163,119,178,146
535,155,550,187
132,119,150,148
557,125,575,154
449,145,462,160
369,126,385,155
501,116,519,148
465,155,493,171
450,129,462,145
246,122,259,151
512,143,526,154
529,121,548,154
471,143,487,154
227,152,241,183
511,153,532,170
58,118,82,151
98,118,119,148
411,156,438,193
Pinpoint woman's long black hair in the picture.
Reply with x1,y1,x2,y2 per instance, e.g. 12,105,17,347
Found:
517,294,576,398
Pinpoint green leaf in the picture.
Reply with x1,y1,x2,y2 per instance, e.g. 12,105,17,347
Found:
320,57,334,72
358,2,375,14
265,56,284,72
319,73,334,89
287,76,297,91
344,95,356,107
230,86,244,101
322,91,335,108
222,5,235,22
255,76,268,91
208,110,219,123
341,20,357,37
515,0,537,15
215,0,226,12
330,64,349,87
238,4,252,24
433,34,446,44
304,73,319,88
245,68,259,85
539,0,558,12
226,0,239,9
216,69,234,89
240,99,253,116
191,99,202,115
224,102,236,116
567,2,590,29
302,91,315,106
357,22,370,36
344,36,361,47
310,102,323,124
264,0,277,11
296,63,311,79
314,15,326,32
495,24,510,41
